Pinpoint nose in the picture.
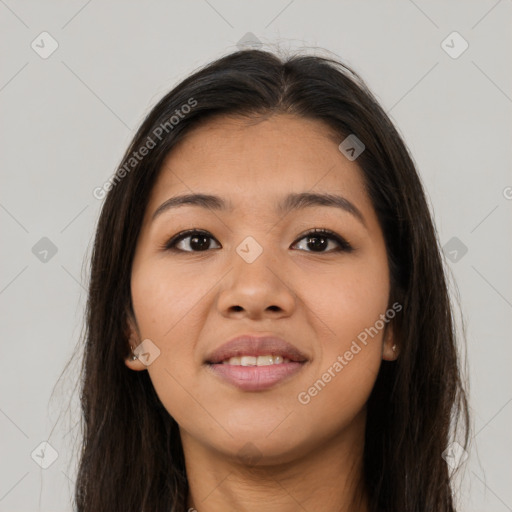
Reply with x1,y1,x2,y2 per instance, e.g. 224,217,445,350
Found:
216,240,296,320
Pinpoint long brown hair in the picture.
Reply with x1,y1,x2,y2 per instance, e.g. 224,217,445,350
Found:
68,49,470,511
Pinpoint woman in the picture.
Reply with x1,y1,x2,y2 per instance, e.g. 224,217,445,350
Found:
75,49,470,511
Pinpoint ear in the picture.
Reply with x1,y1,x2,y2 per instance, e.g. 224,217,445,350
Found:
124,312,147,371
381,321,399,361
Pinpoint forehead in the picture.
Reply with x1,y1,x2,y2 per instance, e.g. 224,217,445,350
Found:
146,114,371,217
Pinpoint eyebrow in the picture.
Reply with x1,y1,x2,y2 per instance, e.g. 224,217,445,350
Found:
152,192,366,227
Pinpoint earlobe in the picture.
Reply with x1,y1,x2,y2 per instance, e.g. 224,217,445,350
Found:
124,313,146,371
382,342,399,361
124,348,146,371
382,323,399,361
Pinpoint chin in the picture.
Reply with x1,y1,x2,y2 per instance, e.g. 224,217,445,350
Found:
209,430,308,466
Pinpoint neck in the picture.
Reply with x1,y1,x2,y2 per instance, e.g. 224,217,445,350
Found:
182,410,370,512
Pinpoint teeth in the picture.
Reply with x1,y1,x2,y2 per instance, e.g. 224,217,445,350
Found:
221,354,291,366
241,356,257,366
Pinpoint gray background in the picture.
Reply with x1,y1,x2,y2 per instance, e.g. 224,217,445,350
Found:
1,1,511,511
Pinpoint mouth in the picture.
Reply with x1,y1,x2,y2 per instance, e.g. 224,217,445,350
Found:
216,354,299,366
204,334,309,391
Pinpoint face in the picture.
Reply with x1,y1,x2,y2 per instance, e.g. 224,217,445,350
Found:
125,114,397,464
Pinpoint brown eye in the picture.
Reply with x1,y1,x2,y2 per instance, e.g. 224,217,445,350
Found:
163,228,352,254
164,230,221,252
292,229,353,253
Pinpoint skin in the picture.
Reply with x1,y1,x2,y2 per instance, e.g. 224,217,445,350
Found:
125,114,398,512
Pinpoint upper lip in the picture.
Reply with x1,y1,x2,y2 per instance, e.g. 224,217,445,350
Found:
205,334,308,364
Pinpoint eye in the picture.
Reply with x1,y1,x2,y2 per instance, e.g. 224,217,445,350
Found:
162,228,352,254
291,228,353,253
163,229,220,252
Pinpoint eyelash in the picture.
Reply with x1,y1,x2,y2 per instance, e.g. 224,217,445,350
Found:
161,228,353,254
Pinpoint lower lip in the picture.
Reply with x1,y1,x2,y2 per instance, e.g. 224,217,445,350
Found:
206,362,305,391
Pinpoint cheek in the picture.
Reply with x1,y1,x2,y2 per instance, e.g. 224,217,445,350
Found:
130,261,208,384
295,270,389,435
130,263,212,424
300,249,390,343
131,261,209,339
297,250,389,396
